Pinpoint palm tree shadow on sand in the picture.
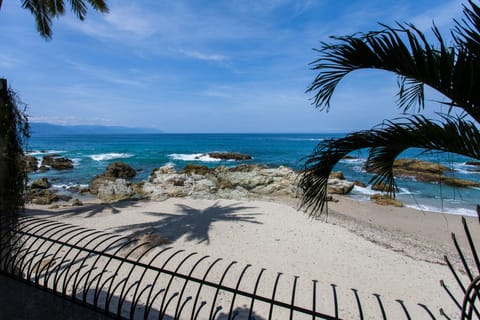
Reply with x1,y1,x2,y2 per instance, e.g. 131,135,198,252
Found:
25,200,142,218
112,201,263,245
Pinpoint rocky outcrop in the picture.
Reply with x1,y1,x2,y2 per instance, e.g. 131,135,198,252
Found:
90,162,137,195
89,162,139,202
24,155,39,173
371,183,393,192
97,178,134,202
208,152,252,160
327,178,355,195
27,177,59,204
367,158,480,188
329,171,345,180
466,161,480,166
71,199,83,206
30,177,50,189
143,164,296,201
142,165,355,201
370,194,403,207
103,161,137,179
42,155,74,170
27,189,59,205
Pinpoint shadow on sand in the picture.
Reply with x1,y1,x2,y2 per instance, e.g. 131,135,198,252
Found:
25,200,263,245
113,201,262,244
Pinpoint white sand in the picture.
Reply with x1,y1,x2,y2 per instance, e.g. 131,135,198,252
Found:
25,196,479,319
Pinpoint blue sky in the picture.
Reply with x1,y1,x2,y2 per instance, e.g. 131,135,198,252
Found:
0,0,465,133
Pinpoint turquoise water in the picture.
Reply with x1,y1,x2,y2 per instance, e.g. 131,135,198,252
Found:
26,133,480,216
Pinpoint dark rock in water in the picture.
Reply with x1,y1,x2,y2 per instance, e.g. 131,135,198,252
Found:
31,177,50,189
366,158,480,188
466,161,480,166
42,155,74,170
38,165,50,172
24,155,39,173
208,152,252,161
104,161,136,178
182,164,211,176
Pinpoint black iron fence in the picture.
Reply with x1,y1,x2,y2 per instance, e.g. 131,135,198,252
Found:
0,215,476,319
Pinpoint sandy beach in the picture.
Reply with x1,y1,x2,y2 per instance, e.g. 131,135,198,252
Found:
24,194,480,319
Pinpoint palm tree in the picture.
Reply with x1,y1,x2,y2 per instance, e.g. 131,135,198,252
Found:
299,0,480,216
2,0,109,39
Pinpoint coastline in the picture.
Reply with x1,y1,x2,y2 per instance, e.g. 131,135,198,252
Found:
25,193,478,318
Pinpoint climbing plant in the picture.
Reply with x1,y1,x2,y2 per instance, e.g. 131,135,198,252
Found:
0,79,29,223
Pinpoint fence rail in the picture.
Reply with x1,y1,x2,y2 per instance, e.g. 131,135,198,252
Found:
0,215,473,319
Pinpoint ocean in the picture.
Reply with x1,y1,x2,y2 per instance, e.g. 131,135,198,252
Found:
26,133,480,216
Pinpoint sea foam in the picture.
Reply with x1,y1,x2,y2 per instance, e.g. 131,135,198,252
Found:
89,153,134,161
404,204,477,216
26,150,66,156
169,153,222,162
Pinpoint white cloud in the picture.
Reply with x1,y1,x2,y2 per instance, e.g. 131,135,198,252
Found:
411,0,461,31
0,53,21,68
176,49,227,62
65,60,146,86
29,115,113,126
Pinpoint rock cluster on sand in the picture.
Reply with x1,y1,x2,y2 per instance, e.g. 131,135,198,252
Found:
27,178,59,205
370,194,403,207
90,162,137,202
140,164,355,202
88,162,358,203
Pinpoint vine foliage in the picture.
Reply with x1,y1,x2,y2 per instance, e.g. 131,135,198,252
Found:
0,79,29,224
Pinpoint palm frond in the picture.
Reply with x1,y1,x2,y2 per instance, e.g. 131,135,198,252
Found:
69,0,87,20
299,115,480,217
453,0,480,54
47,0,65,16
307,4,480,122
21,0,109,39
22,0,53,39
397,76,424,112
86,0,108,14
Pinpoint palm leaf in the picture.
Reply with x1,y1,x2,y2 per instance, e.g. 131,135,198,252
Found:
22,0,109,39
22,0,53,39
307,5,480,122
299,115,480,217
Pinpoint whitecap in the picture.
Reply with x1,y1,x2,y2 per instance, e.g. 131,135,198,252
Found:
89,153,134,161
169,153,222,162
340,158,366,164
26,150,66,156
72,158,82,167
283,138,324,142
404,204,476,216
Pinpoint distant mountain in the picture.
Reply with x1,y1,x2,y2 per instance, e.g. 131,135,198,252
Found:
30,122,163,135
